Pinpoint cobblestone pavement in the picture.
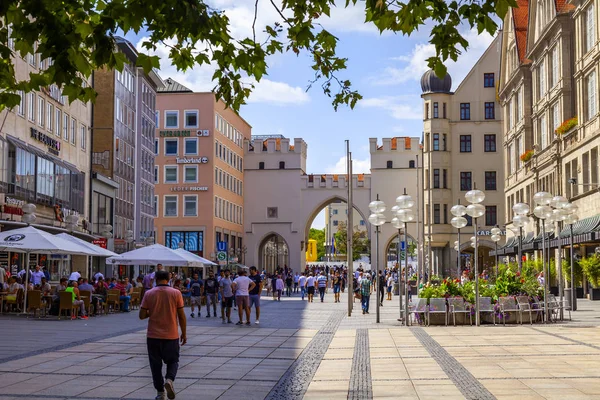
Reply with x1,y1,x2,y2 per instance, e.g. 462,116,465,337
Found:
2,292,600,399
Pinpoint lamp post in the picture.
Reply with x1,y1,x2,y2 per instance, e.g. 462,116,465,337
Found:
550,195,569,320
532,191,553,323
20,204,37,316
450,203,468,278
512,203,530,273
395,190,415,326
491,226,502,278
465,188,486,326
564,203,579,311
368,196,386,324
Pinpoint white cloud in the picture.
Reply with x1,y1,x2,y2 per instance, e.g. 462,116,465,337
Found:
359,96,422,120
247,78,310,105
371,28,495,89
325,155,371,174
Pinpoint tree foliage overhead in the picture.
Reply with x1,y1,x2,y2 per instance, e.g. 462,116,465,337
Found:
0,0,515,111
308,227,326,261
334,221,370,261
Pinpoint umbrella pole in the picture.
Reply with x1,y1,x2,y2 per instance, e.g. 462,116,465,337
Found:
21,252,30,316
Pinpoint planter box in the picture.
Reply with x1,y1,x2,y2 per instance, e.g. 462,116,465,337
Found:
590,288,600,300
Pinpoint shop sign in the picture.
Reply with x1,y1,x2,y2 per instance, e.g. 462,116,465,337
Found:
160,130,191,137
176,157,209,164
92,238,107,249
477,230,506,236
30,127,61,154
170,186,209,192
1,197,24,216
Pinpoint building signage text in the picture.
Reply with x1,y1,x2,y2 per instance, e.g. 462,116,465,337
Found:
170,186,209,192
160,130,191,137
477,230,506,236
176,157,209,164
30,128,60,153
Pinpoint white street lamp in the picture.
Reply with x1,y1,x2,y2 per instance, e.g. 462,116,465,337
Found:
465,188,485,326
512,203,530,273
396,191,415,326
368,197,386,323
565,209,579,311
451,203,468,278
533,192,555,323
491,226,502,276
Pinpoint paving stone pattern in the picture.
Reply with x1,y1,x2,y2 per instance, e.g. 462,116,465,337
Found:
348,329,372,400
264,310,345,400
411,327,497,400
530,326,600,350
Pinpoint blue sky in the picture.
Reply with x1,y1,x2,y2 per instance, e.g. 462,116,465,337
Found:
127,1,495,228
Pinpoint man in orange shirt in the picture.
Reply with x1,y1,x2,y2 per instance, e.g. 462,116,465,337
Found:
140,270,187,400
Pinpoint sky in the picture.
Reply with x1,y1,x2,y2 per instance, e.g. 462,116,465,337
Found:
125,1,496,229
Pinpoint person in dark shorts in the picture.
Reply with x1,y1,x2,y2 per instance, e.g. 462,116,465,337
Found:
306,273,316,303
219,270,234,324
333,272,341,303
204,271,219,317
248,266,263,325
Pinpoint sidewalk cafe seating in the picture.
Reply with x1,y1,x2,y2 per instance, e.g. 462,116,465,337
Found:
498,297,522,325
79,290,93,316
427,298,448,326
479,297,496,325
548,294,571,321
5,288,23,313
130,287,142,310
516,296,535,325
448,297,472,326
105,289,121,313
532,296,547,322
26,290,46,318
58,291,78,319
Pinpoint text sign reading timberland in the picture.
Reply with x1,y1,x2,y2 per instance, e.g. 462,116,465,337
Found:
159,130,191,137
176,157,209,164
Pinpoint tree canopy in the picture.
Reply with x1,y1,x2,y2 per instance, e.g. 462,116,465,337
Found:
0,0,515,111
334,221,370,261
308,227,326,261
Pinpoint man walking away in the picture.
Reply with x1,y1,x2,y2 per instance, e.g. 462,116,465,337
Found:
361,273,372,314
285,274,293,297
317,271,328,302
232,270,255,325
306,273,316,303
248,266,262,324
189,273,203,318
293,272,299,293
299,272,307,301
220,270,234,324
204,271,219,318
378,270,385,306
140,270,186,400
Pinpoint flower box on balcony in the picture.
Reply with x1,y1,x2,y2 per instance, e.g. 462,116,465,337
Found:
520,150,534,162
555,117,578,136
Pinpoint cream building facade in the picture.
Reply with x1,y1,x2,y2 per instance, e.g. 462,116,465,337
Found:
422,35,505,278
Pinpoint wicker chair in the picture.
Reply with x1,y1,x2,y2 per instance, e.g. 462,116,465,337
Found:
26,290,46,318
58,291,77,319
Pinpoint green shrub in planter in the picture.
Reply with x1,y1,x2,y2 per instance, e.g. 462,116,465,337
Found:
562,258,583,286
580,255,600,288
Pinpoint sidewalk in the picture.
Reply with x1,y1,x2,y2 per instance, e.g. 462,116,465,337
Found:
0,292,600,399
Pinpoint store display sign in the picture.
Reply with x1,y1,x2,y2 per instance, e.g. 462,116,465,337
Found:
160,130,191,137
92,238,107,249
1,197,24,216
31,127,61,154
176,157,209,164
170,186,209,192
477,230,506,236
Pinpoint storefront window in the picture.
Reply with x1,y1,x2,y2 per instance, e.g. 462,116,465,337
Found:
14,147,36,195
93,191,113,235
36,157,55,199
55,165,71,204
165,231,203,254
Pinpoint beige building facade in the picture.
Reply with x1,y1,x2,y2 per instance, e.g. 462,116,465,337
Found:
422,35,505,277
153,79,251,262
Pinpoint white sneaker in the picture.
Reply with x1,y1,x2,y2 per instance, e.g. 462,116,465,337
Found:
255,320,260,325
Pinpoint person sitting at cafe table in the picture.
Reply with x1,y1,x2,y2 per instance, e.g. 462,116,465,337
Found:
40,277,52,296
30,265,45,286
5,276,19,303
54,278,68,296
94,277,108,298
79,278,102,315
115,278,131,312
108,277,117,289
65,281,88,320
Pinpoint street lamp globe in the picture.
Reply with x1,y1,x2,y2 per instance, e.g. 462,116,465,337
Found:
451,216,468,229
466,203,486,218
397,208,415,223
551,195,569,209
491,234,501,243
491,227,502,236
368,213,386,226
513,202,530,216
533,191,553,206
470,236,476,242
553,208,569,221
395,194,413,209
565,214,579,225
391,205,401,216
391,217,402,229
533,205,553,220
450,204,467,217
369,200,386,214
512,214,529,228
563,203,579,215
454,240,459,246
22,203,36,214
465,189,485,204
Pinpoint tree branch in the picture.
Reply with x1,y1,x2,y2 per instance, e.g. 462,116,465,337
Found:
252,0,259,44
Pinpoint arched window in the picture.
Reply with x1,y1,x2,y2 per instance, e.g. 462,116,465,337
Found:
279,161,285,169
386,160,393,169
259,161,265,170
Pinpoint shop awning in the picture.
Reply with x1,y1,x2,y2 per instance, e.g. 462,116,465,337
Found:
6,135,81,174
552,215,600,247
0,220,99,241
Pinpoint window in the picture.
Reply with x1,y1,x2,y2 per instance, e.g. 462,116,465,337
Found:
443,204,448,224
484,134,496,152
551,46,559,88
508,144,515,174
540,114,548,149
432,133,439,151
592,148,599,187
485,171,497,190
63,113,69,140
155,111,159,127
164,196,178,217
184,196,197,216
585,4,596,54
485,102,495,119
443,134,447,151
586,70,597,121
442,103,447,118
409,160,415,168
333,220,339,226
460,135,472,152
517,87,524,120
46,103,53,132
154,196,158,217
184,165,197,183
485,205,497,226
425,103,430,119
460,172,472,191
165,139,178,155
55,109,60,136
460,103,470,120
37,97,44,127
484,73,495,87
443,169,448,188
539,60,546,98
433,102,439,118
433,204,441,224
164,166,178,183
184,110,198,128
165,111,178,128
386,160,393,169
259,161,265,170
154,166,159,183
184,138,197,155
154,139,159,155
80,125,86,150
27,92,35,121
279,161,285,169
17,91,25,116
433,169,440,188
71,117,76,145
359,220,366,226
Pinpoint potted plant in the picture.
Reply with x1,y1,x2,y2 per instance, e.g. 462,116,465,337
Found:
580,255,600,300
562,258,584,299
555,117,578,136
520,149,534,162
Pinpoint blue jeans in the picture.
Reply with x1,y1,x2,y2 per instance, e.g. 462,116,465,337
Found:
361,295,370,312
300,287,306,300
120,295,131,311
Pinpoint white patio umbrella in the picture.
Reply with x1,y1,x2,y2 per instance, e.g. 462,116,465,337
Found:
55,233,117,257
105,243,202,267
0,226,98,314
174,248,217,266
